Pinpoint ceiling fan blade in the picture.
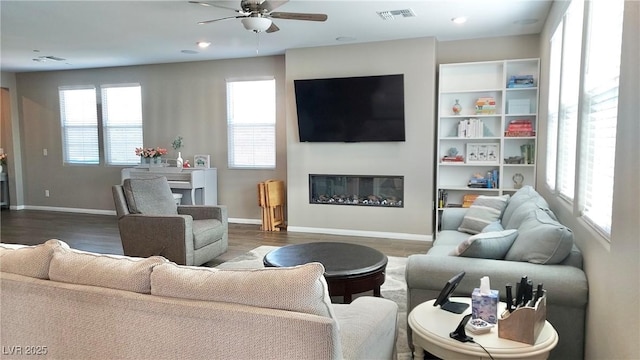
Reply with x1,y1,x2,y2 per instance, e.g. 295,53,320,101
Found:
269,12,327,22
198,15,244,25
261,0,288,12
265,22,280,33
189,1,240,13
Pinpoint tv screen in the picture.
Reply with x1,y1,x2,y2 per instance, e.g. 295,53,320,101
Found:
294,74,405,142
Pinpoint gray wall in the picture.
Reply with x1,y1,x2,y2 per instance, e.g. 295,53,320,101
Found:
11,56,287,220
285,38,437,240
536,1,640,359
5,34,542,234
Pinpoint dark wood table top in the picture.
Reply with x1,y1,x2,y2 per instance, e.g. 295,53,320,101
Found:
263,242,388,278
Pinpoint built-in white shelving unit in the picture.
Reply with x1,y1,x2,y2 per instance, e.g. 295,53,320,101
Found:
435,59,540,233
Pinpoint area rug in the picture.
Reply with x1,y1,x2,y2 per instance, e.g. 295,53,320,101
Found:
216,246,412,359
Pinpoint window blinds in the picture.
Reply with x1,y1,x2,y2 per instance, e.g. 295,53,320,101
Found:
101,84,143,165
555,0,584,201
579,0,624,236
59,87,99,164
226,79,276,169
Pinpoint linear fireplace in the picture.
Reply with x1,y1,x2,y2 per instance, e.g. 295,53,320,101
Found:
309,174,404,207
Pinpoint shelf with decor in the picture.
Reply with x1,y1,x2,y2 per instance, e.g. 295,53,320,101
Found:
435,58,539,234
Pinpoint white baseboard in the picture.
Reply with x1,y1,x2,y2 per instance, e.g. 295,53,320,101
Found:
228,218,262,225
287,226,432,242
14,208,432,242
23,205,116,216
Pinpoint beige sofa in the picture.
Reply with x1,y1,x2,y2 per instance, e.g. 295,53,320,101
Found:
1,240,398,360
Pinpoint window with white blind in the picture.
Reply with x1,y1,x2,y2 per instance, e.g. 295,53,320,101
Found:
555,0,584,201
101,84,143,165
59,87,99,164
59,84,143,165
578,0,624,236
226,79,276,169
545,24,563,189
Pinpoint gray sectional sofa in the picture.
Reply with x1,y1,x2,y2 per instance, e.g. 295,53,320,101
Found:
406,186,588,359
1,239,398,360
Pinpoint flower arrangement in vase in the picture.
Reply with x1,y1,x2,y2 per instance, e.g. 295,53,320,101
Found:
135,147,167,165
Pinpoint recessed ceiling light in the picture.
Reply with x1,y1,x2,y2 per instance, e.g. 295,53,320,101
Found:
197,41,211,48
452,17,467,24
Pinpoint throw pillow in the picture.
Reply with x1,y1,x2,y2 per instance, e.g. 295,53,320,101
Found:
49,242,167,294
0,239,62,279
151,262,336,320
482,221,504,233
458,195,510,234
504,209,574,264
449,229,518,259
122,176,178,215
501,186,552,227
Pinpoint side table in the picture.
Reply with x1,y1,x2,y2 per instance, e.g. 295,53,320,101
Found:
408,297,558,360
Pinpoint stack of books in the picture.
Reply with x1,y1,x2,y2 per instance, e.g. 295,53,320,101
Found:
457,118,484,138
507,75,535,88
505,120,535,137
475,97,496,115
521,144,535,164
462,194,479,208
441,155,464,163
437,189,448,208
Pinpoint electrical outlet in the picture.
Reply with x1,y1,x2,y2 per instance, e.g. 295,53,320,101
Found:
45,190,50,197
43,148,48,156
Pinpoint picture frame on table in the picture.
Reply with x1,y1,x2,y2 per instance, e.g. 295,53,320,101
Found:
194,154,210,168
466,143,499,164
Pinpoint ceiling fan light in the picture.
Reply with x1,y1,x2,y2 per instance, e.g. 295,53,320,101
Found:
241,17,272,32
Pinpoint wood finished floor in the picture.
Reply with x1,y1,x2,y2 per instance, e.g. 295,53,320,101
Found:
0,209,430,266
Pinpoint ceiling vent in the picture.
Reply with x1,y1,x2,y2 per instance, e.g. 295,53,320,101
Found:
32,55,66,62
377,9,416,20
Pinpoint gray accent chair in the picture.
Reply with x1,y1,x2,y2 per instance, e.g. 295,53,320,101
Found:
112,176,228,266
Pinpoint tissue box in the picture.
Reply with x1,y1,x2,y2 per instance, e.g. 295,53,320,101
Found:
472,288,499,324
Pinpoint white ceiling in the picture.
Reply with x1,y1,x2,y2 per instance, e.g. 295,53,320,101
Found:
0,0,552,73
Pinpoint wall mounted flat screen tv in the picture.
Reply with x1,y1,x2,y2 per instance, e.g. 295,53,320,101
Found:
294,74,405,142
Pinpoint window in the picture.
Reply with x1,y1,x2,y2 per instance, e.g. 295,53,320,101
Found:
545,0,625,239
579,0,624,235
555,0,584,201
59,87,99,164
102,84,143,165
226,79,276,169
545,24,563,189
59,84,143,165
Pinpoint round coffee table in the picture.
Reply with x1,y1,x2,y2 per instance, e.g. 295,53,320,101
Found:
409,297,558,359
263,242,388,303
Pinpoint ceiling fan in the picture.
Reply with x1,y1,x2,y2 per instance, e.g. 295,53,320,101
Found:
190,0,328,33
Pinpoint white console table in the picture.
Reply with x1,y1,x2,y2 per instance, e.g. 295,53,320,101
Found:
121,167,217,206
0,172,8,208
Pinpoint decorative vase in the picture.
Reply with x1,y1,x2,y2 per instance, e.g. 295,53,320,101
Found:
513,173,524,189
452,99,462,115
140,157,162,166
176,152,183,168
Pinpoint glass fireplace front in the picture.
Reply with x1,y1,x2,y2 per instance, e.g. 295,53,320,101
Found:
309,174,404,207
